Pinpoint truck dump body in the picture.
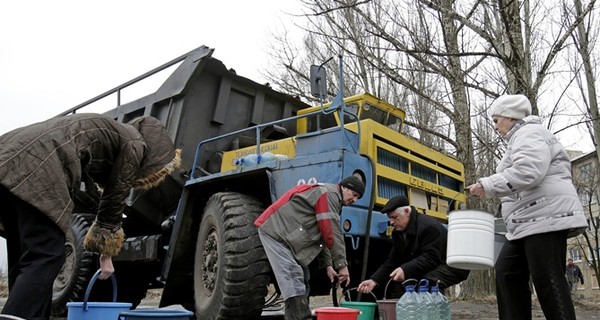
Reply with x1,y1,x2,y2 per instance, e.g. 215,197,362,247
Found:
66,46,309,232
65,45,307,178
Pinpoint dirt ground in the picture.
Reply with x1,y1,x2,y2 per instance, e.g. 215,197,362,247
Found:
299,286,600,320
140,289,600,319
449,297,600,319
0,287,594,319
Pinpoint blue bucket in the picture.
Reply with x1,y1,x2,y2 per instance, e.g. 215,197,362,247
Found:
119,309,194,319
67,270,132,320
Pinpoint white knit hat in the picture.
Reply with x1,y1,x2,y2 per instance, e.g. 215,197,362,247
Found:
489,94,532,119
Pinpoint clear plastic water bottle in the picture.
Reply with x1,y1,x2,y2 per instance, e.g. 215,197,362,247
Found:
430,283,450,320
417,279,434,319
259,152,276,163
234,157,244,168
236,152,288,168
396,284,422,320
235,154,260,167
274,153,289,161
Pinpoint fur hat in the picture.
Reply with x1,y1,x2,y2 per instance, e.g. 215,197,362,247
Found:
489,94,532,120
339,176,365,198
128,116,181,189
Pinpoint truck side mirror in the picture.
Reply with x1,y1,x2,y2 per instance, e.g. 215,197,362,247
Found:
310,65,327,98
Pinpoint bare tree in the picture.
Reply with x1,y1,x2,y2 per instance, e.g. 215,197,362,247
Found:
568,0,600,169
563,0,600,290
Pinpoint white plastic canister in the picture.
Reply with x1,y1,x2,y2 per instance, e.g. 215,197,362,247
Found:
446,210,495,270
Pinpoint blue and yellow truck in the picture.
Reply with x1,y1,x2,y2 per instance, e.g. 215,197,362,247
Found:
51,46,465,319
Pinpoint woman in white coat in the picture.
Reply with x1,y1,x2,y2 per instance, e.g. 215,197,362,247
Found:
467,94,587,320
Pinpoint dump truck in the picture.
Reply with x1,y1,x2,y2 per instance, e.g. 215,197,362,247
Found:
50,45,466,319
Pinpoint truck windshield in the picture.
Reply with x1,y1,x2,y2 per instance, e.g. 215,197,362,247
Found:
361,102,386,123
304,98,402,133
342,103,360,125
344,102,402,133
386,114,402,132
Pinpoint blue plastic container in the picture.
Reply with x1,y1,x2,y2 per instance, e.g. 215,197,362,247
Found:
67,270,132,320
119,309,194,319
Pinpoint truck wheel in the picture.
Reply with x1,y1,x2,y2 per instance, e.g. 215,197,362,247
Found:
194,192,271,319
51,213,97,316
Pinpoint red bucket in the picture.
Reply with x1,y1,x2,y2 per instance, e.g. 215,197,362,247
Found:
314,307,360,320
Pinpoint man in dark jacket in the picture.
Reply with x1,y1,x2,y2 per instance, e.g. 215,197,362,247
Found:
255,175,365,320
565,258,584,296
0,113,180,320
357,195,469,297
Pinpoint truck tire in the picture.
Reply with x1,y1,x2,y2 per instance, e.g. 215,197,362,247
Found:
51,214,150,316
194,192,271,319
51,213,97,316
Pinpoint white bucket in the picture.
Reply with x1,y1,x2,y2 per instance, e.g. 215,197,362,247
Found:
447,210,495,270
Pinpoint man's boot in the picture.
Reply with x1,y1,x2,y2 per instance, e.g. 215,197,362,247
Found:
284,295,313,320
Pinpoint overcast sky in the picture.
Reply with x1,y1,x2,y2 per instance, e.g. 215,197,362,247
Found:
0,0,303,135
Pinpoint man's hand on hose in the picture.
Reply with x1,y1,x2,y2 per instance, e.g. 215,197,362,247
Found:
326,265,350,287
336,266,350,287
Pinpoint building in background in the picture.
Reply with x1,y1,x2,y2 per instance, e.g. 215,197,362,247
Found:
570,151,600,299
